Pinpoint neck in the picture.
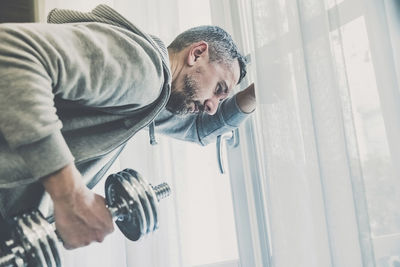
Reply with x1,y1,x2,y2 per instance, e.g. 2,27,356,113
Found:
168,48,185,86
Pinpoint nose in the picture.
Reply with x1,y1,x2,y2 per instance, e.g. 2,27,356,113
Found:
204,96,221,115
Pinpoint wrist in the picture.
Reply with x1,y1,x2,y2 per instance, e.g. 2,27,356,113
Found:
41,163,85,201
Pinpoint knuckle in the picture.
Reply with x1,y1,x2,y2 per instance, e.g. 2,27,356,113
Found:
64,243,74,250
65,240,79,250
95,232,105,243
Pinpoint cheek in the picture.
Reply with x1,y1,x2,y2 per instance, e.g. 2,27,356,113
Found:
195,75,216,99
192,84,208,100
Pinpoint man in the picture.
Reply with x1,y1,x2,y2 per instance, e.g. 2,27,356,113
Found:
0,5,255,249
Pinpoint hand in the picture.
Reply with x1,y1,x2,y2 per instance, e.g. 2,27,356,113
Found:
41,164,114,249
235,83,256,113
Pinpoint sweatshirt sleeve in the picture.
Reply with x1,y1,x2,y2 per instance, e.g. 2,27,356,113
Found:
154,95,253,146
0,22,163,183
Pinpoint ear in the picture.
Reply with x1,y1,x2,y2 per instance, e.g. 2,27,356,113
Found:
187,41,208,66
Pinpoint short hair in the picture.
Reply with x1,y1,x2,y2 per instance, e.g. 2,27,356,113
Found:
168,25,247,84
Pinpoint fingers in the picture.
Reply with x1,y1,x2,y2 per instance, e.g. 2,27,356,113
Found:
53,190,115,249
64,229,108,250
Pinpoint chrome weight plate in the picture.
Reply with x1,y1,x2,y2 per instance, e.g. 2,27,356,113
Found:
34,212,62,267
26,215,54,267
105,173,145,241
125,169,159,232
15,215,46,267
122,170,155,234
119,171,147,236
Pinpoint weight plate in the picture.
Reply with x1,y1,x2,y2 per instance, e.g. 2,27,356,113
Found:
119,173,147,236
17,216,47,267
147,185,159,231
122,170,154,234
105,173,119,207
125,169,159,232
105,174,145,241
106,173,133,221
39,241,52,267
35,212,63,267
25,244,42,267
27,214,54,267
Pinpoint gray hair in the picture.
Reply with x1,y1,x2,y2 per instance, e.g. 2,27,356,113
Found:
168,25,247,84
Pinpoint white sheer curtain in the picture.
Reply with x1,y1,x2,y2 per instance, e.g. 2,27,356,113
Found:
228,0,400,266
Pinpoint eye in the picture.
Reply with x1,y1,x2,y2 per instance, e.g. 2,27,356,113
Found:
216,83,229,95
216,84,223,95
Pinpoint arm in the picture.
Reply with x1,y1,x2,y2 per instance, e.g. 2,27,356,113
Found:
0,22,163,185
155,83,256,145
0,22,161,247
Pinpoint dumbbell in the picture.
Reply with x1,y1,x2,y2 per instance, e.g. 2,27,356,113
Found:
0,168,171,267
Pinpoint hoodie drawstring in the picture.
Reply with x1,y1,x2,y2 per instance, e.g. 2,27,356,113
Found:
149,120,158,145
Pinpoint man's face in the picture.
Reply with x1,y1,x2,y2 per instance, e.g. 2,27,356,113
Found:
167,57,240,116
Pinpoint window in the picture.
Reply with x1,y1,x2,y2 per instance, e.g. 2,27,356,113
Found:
215,0,400,266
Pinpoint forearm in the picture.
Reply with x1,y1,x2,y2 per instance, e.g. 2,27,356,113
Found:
41,163,84,202
235,83,256,113
155,95,252,145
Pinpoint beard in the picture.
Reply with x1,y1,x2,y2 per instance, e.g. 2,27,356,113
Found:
166,73,204,115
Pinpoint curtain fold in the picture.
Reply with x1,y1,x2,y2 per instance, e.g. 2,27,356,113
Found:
247,0,400,266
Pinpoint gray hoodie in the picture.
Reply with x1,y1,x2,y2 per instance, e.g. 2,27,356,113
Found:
0,5,250,218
